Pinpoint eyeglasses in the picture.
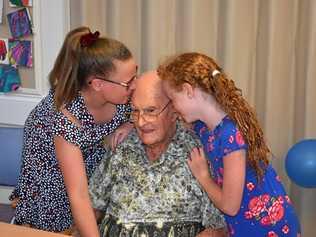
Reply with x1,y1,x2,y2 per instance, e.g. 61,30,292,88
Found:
91,75,137,90
130,100,171,122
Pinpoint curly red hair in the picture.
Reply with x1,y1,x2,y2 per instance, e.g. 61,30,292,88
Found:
158,52,271,179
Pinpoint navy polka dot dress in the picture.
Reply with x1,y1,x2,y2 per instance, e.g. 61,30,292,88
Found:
10,90,130,232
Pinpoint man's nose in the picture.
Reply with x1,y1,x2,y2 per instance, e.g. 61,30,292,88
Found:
136,114,147,127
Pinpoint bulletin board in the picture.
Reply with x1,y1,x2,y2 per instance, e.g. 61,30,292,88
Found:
0,0,35,91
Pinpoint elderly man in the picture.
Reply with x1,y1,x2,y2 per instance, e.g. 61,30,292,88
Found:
89,71,226,237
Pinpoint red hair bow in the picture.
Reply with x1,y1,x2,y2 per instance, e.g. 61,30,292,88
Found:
80,31,100,47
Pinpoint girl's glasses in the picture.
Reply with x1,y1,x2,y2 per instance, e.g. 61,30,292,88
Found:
90,75,137,90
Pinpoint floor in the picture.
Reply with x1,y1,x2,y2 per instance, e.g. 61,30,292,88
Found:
0,203,15,223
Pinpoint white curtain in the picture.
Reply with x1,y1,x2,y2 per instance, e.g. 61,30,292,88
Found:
70,0,316,235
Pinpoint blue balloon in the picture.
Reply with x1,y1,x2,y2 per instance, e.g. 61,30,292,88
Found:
285,139,316,188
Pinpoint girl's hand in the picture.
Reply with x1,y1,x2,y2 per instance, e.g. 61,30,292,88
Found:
188,147,212,186
108,122,134,150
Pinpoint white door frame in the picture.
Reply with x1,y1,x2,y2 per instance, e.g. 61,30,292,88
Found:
0,0,70,127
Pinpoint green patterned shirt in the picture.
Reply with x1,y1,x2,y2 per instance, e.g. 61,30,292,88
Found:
89,124,225,231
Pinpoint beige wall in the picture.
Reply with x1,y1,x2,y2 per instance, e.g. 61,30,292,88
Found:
70,0,316,235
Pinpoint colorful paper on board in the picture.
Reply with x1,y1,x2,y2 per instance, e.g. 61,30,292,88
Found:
9,0,32,7
9,39,32,67
0,38,10,65
0,64,21,92
7,8,32,38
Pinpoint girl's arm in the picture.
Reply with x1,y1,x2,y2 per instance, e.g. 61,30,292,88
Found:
54,136,100,237
188,147,246,216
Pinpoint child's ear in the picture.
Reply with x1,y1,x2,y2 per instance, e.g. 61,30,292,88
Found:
182,82,194,99
171,110,180,122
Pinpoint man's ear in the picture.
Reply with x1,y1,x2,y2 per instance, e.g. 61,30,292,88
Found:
169,106,179,122
182,82,194,99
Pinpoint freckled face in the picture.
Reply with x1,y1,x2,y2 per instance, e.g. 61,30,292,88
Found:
162,81,197,123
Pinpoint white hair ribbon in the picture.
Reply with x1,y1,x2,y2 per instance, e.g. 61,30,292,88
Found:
212,69,220,78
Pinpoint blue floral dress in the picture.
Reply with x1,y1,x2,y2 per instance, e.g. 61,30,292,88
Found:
193,116,301,237
10,90,130,232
